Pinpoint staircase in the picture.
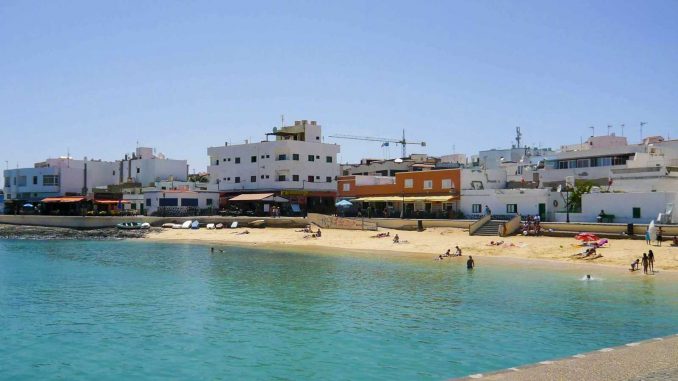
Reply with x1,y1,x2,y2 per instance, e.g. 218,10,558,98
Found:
472,220,503,236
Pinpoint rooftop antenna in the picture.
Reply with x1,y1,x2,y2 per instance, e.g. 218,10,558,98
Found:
640,122,647,141
620,123,625,136
589,126,594,137
281,114,285,128
515,126,522,148
607,124,612,136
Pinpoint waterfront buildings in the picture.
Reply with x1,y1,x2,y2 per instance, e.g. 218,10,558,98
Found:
207,120,340,213
337,169,461,217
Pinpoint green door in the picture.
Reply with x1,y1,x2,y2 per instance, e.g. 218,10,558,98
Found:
538,203,546,221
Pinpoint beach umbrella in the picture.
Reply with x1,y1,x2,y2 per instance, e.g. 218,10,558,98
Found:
22,203,34,208
575,232,599,242
335,200,353,207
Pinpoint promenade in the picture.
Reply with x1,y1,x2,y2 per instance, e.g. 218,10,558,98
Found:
453,334,678,381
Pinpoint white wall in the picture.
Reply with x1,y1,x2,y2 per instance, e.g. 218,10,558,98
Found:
460,168,507,190
460,189,555,218
144,191,219,215
554,191,678,224
122,158,188,186
207,139,340,192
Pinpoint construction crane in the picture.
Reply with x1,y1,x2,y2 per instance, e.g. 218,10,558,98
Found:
329,129,426,159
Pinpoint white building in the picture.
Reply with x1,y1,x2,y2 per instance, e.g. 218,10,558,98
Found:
3,157,119,211
553,191,677,224
143,190,220,216
341,154,437,176
207,120,340,213
119,147,188,186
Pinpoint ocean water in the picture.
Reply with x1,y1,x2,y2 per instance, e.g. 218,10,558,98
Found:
0,240,676,380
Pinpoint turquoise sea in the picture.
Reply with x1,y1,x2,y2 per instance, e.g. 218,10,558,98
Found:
0,240,676,380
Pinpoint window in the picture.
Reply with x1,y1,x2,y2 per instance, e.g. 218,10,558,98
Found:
307,176,314,182
472,204,482,213
43,175,59,186
227,158,231,162
112,170,116,176
180,198,198,207
558,161,568,169
261,155,265,159
235,157,241,164
442,179,452,189
326,176,332,183
404,179,413,188
146,199,152,207
423,180,433,189
342,183,350,192
278,175,287,181
251,156,257,163
326,156,332,163
308,155,315,162
261,175,265,179
293,154,299,161
576,159,590,168
266,175,270,179
131,203,136,210
266,155,270,158
277,154,287,161
316,155,320,159
292,175,299,182
136,168,140,174
633,207,641,219
251,176,257,183
215,159,219,165
4,177,9,186
234,177,240,183
506,204,518,213
17,176,26,186
159,198,178,207
206,199,213,206
33,176,38,185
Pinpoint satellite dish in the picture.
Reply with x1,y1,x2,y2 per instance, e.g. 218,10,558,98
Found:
394,158,404,163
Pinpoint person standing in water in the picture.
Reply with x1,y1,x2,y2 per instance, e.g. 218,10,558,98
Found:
641,253,649,274
648,250,655,273
467,256,475,270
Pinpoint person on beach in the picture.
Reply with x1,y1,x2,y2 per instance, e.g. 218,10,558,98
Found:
586,274,591,280
444,249,451,257
316,229,322,237
393,234,400,244
673,236,678,247
630,259,640,271
467,256,475,269
484,205,491,216
645,230,651,245
648,250,655,272
656,228,663,246
642,253,649,274
454,246,462,256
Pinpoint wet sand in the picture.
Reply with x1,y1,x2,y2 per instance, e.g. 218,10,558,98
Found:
146,226,678,273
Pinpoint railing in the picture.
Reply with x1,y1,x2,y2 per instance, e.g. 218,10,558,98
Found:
469,214,491,235
499,214,522,237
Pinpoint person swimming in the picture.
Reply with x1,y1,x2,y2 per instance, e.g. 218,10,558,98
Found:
466,256,474,269
586,274,591,280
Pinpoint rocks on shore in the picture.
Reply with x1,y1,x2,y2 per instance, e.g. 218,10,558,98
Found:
0,224,158,240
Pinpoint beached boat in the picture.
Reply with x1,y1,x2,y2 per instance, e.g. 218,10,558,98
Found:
215,223,224,229
191,220,200,229
116,222,150,230
181,221,192,229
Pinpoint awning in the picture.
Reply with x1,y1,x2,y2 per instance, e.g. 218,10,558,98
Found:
94,200,131,204
262,195,289,203
41,197,86,203
229,193,274,201
354,196,459,203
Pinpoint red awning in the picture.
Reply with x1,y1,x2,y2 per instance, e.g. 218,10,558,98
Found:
94,200,130,204
41,197,86,203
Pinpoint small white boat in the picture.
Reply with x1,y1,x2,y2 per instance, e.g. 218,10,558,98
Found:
250,220,265,228
141,223,151,229
181,221,192,229
191,220,200,229
206,223,215,230
215,223,224,229
172,223,183,229
230,221,238,229
162,223,174,229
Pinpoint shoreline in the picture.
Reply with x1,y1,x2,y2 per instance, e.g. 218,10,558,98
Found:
143,226,678,276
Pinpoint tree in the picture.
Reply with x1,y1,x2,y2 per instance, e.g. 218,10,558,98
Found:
567,181,594,212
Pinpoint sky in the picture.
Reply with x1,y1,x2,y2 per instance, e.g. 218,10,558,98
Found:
1,0,677,176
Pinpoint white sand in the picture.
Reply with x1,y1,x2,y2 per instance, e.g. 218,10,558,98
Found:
146,226,678,272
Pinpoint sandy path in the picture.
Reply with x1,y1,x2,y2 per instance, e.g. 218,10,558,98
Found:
146,226,678,272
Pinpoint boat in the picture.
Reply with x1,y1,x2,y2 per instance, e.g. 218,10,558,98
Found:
215,223,224,229
250,219,266,228
181,221,192,229
206,223,215,230
116,222,147,230
140,222,151,229
191,220,200,229
162,223,175,229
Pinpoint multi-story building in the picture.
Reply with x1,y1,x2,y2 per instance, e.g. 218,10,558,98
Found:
337,169,461,218
341,154,438,176
207,120,340,213
118,147,189,186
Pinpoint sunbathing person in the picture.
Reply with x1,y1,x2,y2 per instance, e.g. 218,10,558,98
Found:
393,234,400,244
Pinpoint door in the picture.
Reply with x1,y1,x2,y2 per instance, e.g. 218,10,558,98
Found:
538,203,546,221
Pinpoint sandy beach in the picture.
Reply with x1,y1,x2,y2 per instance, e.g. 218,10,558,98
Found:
146,226,678,272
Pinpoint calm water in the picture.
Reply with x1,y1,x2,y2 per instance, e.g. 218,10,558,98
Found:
0,240,676,380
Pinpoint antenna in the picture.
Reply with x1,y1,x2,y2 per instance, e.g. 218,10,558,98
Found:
589,126,594,137
620,123,625,136
640,122,647,140
515,126,522,148
607,125,612,136
281,114,285,128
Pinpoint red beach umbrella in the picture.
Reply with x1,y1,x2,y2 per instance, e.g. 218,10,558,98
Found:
575,232,599,242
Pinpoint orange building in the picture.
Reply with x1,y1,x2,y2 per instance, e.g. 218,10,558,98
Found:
337,169,461,218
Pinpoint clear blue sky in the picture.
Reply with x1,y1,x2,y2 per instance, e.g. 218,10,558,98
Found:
1,0,677,175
